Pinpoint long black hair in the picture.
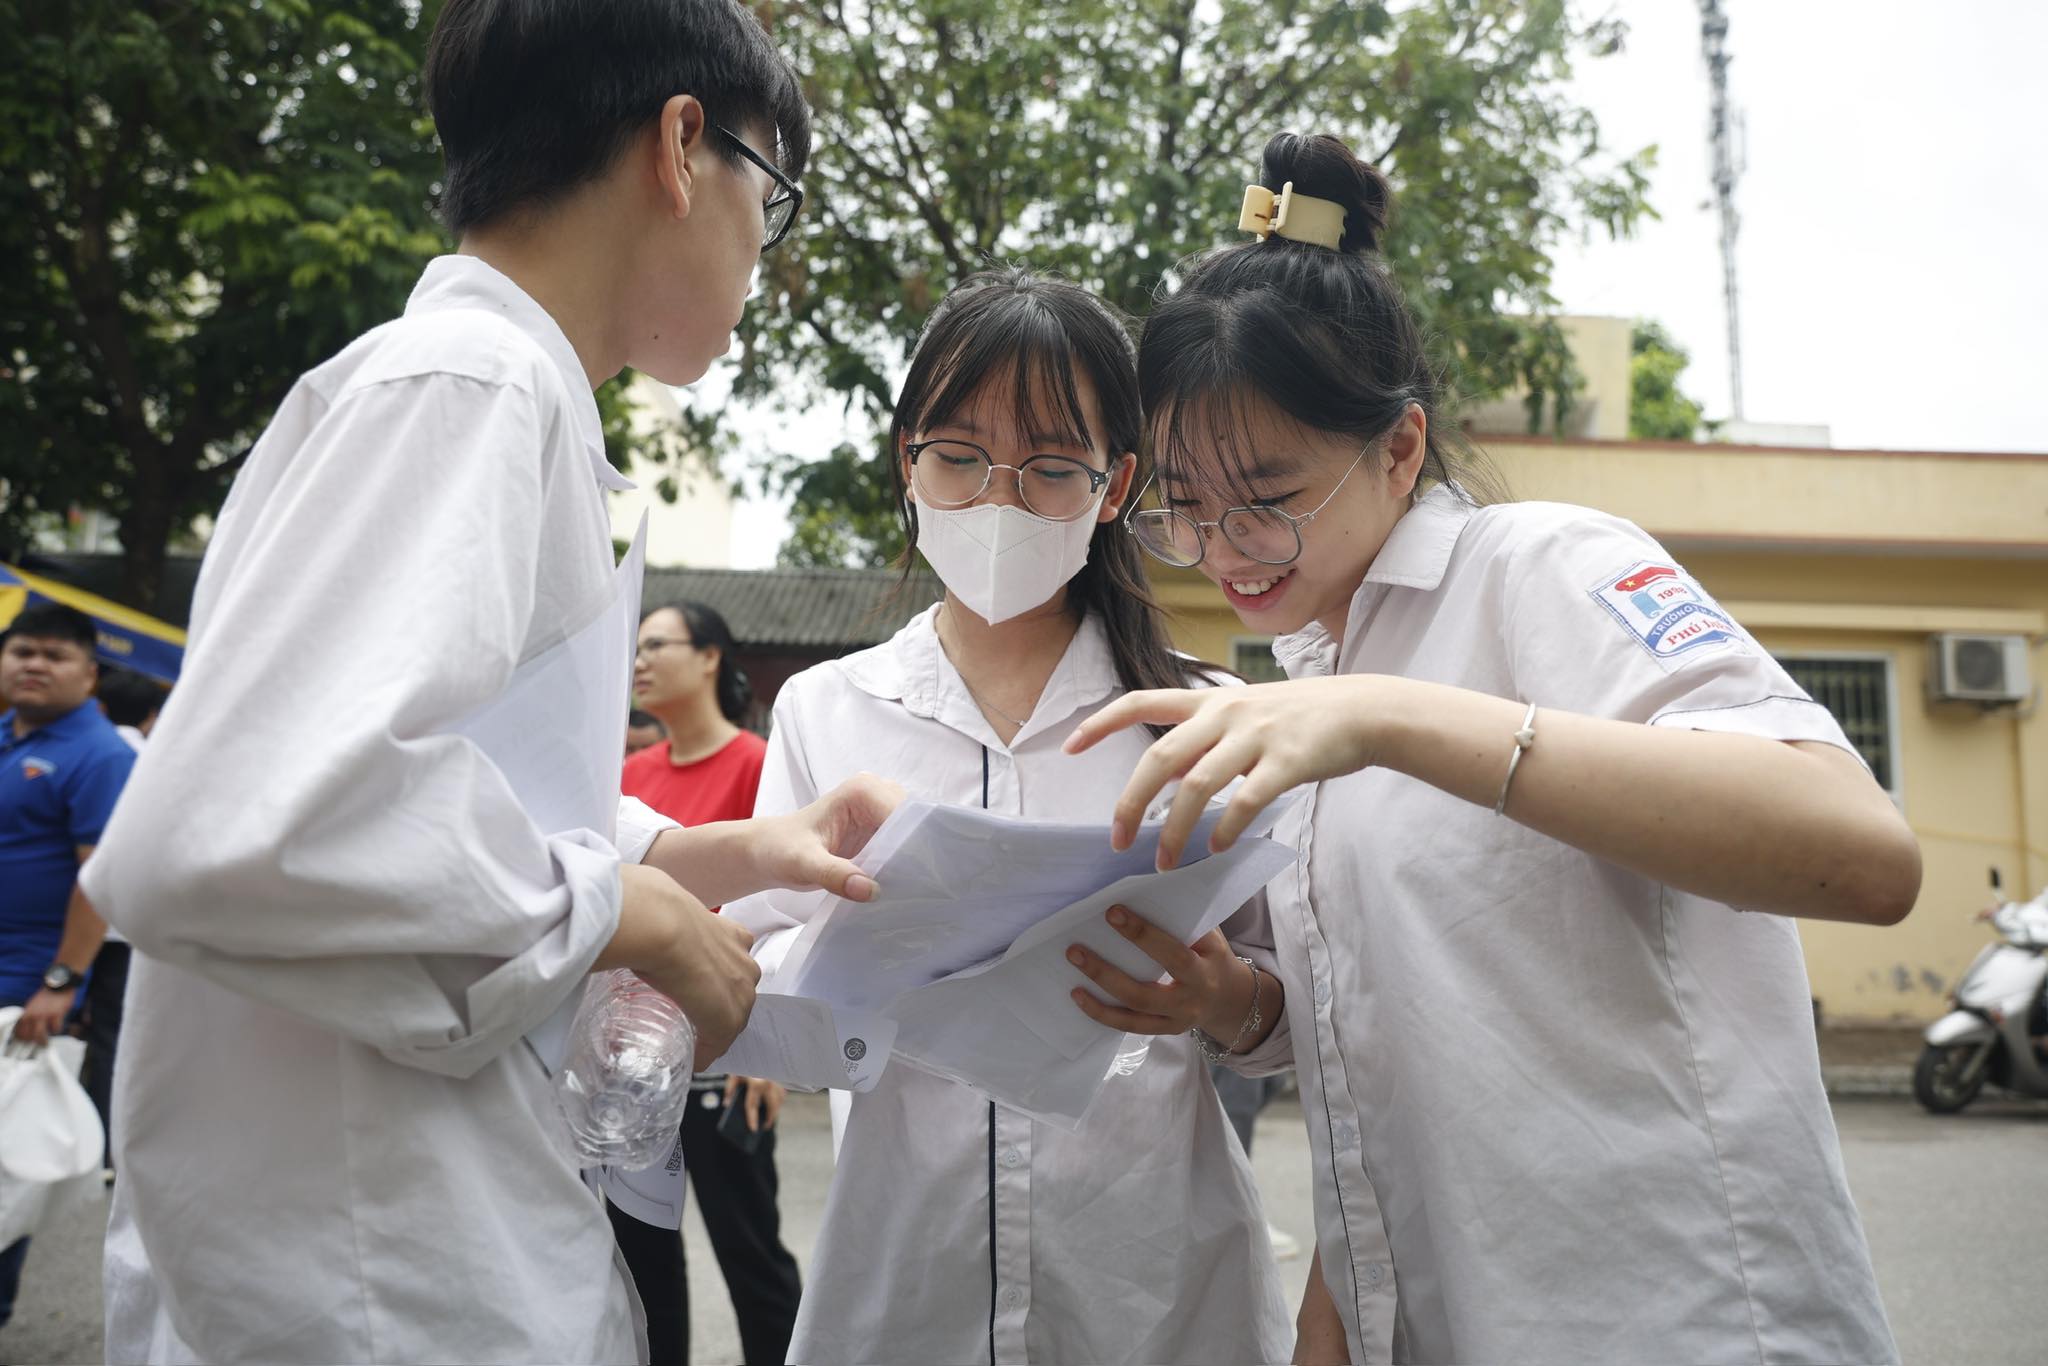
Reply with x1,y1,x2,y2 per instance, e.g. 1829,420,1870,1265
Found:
889,267,1216,696
1140,132,1503,505
647,600,753,724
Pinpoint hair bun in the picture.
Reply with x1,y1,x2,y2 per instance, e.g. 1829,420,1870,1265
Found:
1259,132,1390,255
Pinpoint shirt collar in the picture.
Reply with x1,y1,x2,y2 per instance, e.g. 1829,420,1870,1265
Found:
1362,482,1475,590
405,255,635,494
1,699,101,745
1271,483,1476,678
842,604,1123,746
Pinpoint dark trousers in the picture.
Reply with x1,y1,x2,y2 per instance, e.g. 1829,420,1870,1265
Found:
79,940,131,1166
1211,1064,1286,1159
607,1089,802,1365
0,1237,24,1330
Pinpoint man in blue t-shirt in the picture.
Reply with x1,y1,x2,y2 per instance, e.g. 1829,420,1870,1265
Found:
0,602,137,1328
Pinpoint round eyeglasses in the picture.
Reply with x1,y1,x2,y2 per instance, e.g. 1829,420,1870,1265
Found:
907,440,1112,522
1124,446,1371,569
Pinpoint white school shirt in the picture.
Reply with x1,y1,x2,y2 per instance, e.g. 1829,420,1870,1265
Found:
726,605,1292,1365
1245,486,1896,1364
79,256,676,1364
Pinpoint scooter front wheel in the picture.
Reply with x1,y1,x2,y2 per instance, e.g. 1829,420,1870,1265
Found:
1912,1041,1989,1113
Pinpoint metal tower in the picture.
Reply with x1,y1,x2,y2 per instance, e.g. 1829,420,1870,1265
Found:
1698,0,1744,420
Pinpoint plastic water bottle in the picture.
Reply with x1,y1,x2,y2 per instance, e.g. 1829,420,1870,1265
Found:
553,969,697,1170
1104,1035,1150,1078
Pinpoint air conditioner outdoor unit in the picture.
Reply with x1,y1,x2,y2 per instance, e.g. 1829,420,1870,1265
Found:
1927,633,2032,706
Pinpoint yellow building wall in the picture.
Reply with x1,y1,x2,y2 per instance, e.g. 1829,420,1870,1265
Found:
1147,439,2048,1024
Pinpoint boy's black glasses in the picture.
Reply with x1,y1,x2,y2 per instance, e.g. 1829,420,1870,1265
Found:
713,123,803,250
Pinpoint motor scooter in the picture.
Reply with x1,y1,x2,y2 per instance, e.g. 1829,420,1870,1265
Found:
1914,869,2048,1113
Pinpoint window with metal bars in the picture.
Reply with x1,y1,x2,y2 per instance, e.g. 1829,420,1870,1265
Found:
1231,637,1287,684
1775,655,1898,794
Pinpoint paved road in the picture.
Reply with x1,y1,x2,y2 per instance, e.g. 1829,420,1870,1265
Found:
5,1095,2042,1363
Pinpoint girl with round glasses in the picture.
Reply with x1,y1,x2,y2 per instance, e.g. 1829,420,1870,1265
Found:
1069,133,1919,1364
726,268,1291,1364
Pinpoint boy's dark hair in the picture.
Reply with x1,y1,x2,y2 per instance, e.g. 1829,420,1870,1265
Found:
627,709,666,733
2,603,98,655
1141,132,1503,507
888,268,1222,703
425,0,812,234
98,666,167,728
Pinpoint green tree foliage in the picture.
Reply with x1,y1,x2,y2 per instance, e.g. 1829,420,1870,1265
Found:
1629,320,1706,441
747,0,1655,565
0,0,671,606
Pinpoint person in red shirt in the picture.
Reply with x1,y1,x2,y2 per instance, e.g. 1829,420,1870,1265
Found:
618,600,799,1365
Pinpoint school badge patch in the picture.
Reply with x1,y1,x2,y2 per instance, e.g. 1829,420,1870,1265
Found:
21,756,55,781
1588,560,1745,668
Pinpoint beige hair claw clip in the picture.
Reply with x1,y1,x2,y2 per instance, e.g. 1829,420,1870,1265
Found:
1237,181,1347,249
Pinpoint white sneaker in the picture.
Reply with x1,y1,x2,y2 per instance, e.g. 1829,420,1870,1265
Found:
1267,1223,1301,1260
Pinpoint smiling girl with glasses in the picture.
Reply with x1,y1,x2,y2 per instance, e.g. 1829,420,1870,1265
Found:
1070,131,1918,1365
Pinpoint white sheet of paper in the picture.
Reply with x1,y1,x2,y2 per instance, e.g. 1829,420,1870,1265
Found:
885,836,1297,1126
448,519,648,1078
781,799,1248,1012
454,518,645,849
764,794,1302,1126
707,994,896,1093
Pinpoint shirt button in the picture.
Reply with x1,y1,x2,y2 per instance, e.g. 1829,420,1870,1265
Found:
1001,1147,1024,1169
1365,1263,1385,1288
1333,1121,1356,1148
1312,979,1332,1007
1002,1286,1024,1308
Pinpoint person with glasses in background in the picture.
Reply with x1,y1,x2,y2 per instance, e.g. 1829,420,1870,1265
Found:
1065,132,1919,1365
619,600,802,1366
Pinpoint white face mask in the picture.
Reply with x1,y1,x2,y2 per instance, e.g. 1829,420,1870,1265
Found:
913,494,1100,625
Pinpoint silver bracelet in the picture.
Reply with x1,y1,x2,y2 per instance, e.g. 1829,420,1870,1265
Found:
1192,956,1264,1064
1493,701,1538,817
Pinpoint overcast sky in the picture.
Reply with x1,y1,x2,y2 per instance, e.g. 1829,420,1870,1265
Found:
1550,0,2047,453
726,1,2048,564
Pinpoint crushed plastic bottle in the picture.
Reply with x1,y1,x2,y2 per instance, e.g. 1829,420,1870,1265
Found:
553,969,697,1170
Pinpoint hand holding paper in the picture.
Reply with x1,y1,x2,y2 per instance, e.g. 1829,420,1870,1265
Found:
1066,917,1260,1045
710,792,1301,1124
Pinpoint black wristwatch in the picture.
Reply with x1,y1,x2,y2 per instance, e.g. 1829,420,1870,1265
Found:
42,963,80,992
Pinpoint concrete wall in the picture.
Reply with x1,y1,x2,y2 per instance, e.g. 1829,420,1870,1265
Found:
1460,315,1635,440
1147,438,2048,1023
607,374,735,568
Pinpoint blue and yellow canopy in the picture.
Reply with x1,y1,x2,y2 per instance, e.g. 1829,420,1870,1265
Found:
0,562,186,684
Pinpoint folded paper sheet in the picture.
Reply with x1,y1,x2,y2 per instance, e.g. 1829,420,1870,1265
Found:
881,837,1296,1124
720,796,1299,1125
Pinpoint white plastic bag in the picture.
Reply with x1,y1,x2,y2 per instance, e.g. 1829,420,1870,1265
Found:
0,1005,105,1246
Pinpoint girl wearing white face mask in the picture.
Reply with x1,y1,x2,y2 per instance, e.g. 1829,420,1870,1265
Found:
725,269,1292,1365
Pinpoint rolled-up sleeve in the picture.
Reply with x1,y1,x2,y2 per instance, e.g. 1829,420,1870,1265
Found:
81,372,621,1079
616,795,680,865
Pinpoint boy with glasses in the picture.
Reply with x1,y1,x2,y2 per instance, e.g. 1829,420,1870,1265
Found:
79,4,890,1361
